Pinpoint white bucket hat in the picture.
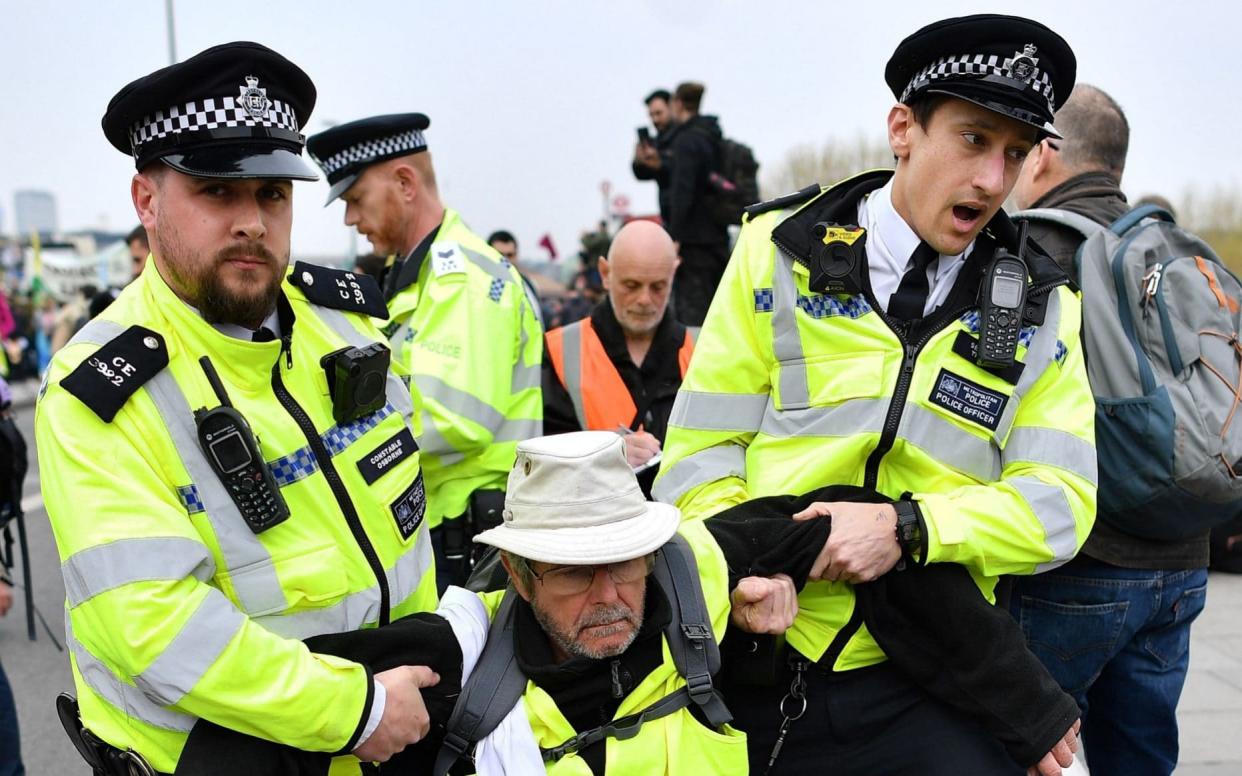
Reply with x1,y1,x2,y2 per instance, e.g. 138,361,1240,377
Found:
473,431,681,565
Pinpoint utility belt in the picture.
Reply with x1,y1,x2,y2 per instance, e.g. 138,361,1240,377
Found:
57,694,168,776
440,489,506,567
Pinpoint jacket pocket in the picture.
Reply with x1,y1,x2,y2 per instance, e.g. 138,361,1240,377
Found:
228,543,350,618
771,352,885,411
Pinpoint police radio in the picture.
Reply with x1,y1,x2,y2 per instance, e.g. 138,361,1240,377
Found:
976,223,1030,370
194,356,289,534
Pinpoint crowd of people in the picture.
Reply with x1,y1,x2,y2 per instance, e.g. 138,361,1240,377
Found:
4,11,1242,776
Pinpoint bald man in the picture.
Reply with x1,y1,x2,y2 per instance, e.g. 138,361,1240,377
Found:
543,221,694,496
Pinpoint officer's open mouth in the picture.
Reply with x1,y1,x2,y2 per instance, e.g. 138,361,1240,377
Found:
952,204,983,226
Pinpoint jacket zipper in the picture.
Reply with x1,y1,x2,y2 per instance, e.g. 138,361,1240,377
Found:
271,335,392,626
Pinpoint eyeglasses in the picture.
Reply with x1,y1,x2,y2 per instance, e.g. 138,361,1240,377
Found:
531,554,655,596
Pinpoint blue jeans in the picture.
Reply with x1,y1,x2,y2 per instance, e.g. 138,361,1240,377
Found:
1009,558,1207,776
0,658,23,776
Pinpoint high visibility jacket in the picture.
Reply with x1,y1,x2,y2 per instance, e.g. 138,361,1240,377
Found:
384,208,543,528
654,171,1098,671
545,316,694,432
36,261,438,773
475,520,748,774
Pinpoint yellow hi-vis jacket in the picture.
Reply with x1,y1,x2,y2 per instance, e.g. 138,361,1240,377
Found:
654,171,1097,671
475,520,748,775
36,261,438,773
383,208,543,529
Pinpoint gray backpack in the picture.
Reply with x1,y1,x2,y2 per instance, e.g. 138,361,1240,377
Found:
1019,205,1242,539
432,533,732,774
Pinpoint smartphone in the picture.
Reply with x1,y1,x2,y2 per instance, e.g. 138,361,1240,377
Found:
637,126,651,144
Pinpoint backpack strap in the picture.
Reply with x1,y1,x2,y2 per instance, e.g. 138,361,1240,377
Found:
433,590,526,776
1108,204,1175,236
654,534,732,728
1013,208,1105,241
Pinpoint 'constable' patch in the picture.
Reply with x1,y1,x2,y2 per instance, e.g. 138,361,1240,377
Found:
289,261,388,318
928,368,1007,432
60,326,168,422
357,427,418,485
390,472,427,540
430,242,466,277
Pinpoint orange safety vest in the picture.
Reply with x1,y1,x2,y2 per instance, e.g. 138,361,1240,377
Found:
546,317,694,432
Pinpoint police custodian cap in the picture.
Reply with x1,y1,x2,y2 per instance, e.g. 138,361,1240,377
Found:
306,113,431,205
102,41,318,180
885,14,1076,138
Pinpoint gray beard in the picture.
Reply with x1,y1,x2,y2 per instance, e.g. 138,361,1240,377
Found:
531,594,645,661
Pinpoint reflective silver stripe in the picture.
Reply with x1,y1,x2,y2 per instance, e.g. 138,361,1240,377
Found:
135,589,245,706
145,369,288,616
68,319,287,616
558,321,588,429
66,618,198,732
256,520,435,639
513,359,542,394
65,319,126,349
1011,476,1080,572
652,444,747,505
1003,427,1098,486
772,251,810,408
492,417,542,444
418,420,464,461
669,391,768,433
995,290,1064,441
463,247,517,285
63,537,216,608
900,405,1000,482
758,397,889,438
312,306,415,423
415,374,508,435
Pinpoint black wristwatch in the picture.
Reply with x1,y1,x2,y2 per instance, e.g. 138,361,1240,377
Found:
893,500,924,563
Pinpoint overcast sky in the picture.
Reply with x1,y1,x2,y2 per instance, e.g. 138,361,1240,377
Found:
2,0,1237,263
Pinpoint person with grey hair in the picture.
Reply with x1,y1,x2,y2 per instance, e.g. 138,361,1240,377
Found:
1011,84,1209,776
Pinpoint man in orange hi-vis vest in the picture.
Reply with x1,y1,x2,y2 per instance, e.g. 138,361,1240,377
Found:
544,221,694,496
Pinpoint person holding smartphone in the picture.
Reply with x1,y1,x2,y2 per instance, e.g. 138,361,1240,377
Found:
632,89,676,224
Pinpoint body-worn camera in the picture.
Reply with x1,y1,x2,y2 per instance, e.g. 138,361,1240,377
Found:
808,222,866,295
321,343,390,424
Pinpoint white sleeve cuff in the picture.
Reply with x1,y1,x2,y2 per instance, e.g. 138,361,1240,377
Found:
352,678,387,750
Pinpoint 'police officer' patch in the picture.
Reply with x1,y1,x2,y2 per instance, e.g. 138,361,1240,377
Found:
290,261,388,318
357,427,418,485
390,472,427,540
60,326,168,422
928,368,1007,432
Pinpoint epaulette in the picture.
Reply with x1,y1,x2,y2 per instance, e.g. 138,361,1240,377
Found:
288,260,388,318
60,325,169,422
743,184,823,221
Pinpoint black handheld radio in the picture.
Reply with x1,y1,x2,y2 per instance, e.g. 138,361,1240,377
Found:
976,222,1030,369
194,357,290,534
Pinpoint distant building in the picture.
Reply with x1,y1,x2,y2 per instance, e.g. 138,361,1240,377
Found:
14,189,58,237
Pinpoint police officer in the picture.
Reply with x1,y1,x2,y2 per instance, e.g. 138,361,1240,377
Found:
655,14,1095,775
307,115,542,591
37,42,439,774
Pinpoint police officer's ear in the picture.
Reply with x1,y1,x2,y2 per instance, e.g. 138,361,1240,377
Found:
392,162,421,203
131,167,164,234
887,103,917,163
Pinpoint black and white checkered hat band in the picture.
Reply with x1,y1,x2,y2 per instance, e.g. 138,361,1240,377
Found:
129,97,300,152
900,53,1055,112
313,129,427,177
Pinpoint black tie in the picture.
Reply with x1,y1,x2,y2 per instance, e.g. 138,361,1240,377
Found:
888,242,939,321
251,327,277,343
